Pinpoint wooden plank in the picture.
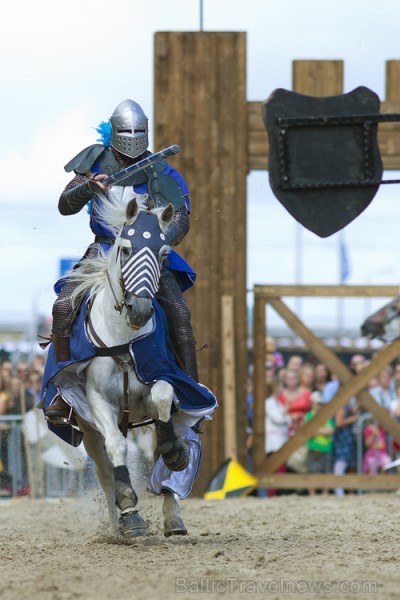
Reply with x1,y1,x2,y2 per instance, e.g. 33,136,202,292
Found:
247,101,269,171
268,297,353,380
20,384,36,499
254,284,400,298
385,61,400,102
221,295,237,459
256,473,400,490
292,60,343,96
252,295,266,472
378,98,400,169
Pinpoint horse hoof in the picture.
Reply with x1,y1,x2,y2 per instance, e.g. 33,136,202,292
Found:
162,439,190,472
164,516,188,537
119,510,147,537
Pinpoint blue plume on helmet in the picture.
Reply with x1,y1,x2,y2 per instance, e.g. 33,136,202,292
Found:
95,119,112,147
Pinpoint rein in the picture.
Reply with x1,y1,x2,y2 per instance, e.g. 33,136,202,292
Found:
106,269,125,314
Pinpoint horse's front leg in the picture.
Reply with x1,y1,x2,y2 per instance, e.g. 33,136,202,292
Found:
77,420,119,536
151,380,189,472
87,389,147,537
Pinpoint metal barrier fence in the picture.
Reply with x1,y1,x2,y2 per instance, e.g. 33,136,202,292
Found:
0,415,25,497
0,414,91,499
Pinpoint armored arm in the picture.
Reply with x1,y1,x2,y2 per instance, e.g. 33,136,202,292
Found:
58,174,103,215
164,205,190,246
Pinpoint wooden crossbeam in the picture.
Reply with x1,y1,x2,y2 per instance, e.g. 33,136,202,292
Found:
247,94,400,171
256,473,400,490
255,284,400,298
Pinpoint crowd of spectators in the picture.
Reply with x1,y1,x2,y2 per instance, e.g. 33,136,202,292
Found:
3,345,400,498
247,339,400,496
0,354,45,495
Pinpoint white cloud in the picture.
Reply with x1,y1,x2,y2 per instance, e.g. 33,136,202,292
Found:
0,106,97,204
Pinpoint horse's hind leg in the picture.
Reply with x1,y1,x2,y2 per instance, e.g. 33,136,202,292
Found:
162,490,188,537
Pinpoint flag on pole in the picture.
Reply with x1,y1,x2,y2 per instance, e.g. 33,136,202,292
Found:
339,235,351,284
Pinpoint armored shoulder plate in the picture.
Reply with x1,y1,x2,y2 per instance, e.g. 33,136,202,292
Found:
64,144,106,174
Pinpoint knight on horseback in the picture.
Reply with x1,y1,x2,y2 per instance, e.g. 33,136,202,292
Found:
45,99,199,425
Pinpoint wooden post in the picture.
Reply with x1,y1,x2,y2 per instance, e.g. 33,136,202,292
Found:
252,294,266,472
385,60,400,102
292,60,343,96
154,32,248,489
19,384,35,499
221,295,237,459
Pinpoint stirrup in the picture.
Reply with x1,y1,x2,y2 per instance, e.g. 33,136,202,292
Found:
44,394,76,427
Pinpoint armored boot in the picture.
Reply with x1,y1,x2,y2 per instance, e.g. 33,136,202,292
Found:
44,335,74,425
175,340,199,382
44,392,75,426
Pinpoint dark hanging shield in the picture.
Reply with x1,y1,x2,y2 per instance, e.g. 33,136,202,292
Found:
263,87,383,237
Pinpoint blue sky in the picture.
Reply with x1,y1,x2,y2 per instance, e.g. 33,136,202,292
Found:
2,0,400,335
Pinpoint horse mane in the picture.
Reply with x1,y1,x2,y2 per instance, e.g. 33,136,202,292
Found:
93,187,149,238
68,187,147,307
69,249,109,308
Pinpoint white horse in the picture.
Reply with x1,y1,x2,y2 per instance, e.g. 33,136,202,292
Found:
55,190,214,537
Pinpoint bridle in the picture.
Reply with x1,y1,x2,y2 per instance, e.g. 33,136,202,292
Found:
106,268,125,314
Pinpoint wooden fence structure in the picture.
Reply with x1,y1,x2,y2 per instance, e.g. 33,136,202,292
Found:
153,31,400,491
253,286,400,490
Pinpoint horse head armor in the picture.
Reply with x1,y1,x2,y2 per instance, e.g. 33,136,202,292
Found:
115,198,174,329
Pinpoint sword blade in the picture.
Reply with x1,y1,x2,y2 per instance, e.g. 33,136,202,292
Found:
104,144,180,186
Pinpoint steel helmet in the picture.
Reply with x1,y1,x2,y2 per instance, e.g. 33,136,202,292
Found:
110,99,149,159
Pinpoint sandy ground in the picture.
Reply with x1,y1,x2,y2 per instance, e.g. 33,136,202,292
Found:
1,492,399,600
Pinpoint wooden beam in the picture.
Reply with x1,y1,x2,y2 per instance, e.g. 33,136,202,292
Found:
292,60,343,97
252,295,266,472
256,473,400,490
221,295,237,459
255,284,400,298
247,101,269,171
268,297,352,381
385,61,400,102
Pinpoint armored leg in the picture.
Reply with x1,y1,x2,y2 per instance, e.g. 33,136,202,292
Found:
156,268,199,381
45,244,100,425
174,341,199,382
52,335,71,363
